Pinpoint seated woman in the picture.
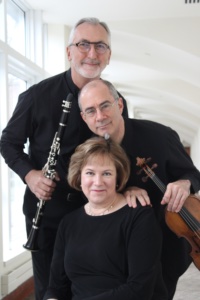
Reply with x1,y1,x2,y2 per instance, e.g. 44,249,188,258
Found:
43,136,164,300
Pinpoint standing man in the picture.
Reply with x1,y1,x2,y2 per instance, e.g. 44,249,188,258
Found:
0,18,128,300
78,79,200,300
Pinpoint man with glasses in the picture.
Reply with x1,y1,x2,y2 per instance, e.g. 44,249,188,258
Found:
78,79,200,300
82,100,117,118
0,18,128,300
69,41,110,54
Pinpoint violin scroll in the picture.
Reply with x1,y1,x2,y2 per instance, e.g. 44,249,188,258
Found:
136,157,158,182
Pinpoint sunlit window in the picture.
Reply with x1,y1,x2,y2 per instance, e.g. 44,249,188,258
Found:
0,0,4,41
8,73,27,115
0,0,46,264
6,0,25,55
4,74,28,259
0,0,45,293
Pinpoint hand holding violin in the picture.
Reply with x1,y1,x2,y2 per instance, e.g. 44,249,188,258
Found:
136,156,200,270
161,179,191,213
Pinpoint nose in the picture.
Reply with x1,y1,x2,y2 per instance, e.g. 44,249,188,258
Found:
87,45,97,58
94,174,103,185
95,107,105,121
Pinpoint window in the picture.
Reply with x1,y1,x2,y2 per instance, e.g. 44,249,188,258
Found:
0,0,46,263
0,0,5,41
6,0,26,55
8,73,27,115
5,74,28,259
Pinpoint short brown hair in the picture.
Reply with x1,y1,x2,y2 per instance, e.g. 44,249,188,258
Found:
67,136,130,192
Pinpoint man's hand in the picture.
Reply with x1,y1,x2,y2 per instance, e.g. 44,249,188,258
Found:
25,170,60,201
123,186,151,208
161,179,191,212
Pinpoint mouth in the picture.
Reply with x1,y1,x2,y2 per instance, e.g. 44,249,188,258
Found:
97,121,111,131
91,189,105,194
82,60,100,66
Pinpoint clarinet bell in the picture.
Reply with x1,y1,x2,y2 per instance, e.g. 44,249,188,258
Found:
23,225,40,252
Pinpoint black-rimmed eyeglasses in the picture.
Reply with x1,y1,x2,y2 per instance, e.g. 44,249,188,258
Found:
69,41,110,54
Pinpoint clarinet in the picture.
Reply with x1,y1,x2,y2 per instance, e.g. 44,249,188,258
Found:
23,93,73,252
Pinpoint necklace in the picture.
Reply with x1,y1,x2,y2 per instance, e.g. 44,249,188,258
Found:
87,197,116,216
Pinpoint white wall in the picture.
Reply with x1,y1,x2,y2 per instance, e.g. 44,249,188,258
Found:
45,24,70,75
191,128,200,172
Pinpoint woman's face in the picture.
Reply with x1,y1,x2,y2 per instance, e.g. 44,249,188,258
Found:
81,155,117,206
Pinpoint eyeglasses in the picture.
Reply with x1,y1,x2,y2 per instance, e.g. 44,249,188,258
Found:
69,41,110,54
83,100,117,118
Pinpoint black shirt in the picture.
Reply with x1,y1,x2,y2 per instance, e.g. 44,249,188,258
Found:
44,204,163,300
0,69,128,224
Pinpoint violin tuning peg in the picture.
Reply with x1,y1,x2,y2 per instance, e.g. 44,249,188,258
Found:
151,163,158,170
142,176,149,183
137,169,143,175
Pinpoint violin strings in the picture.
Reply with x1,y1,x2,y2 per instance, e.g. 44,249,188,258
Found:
179,207,200,240
145,165,200,240
146,166,166,193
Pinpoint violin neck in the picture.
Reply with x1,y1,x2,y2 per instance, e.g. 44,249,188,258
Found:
150,173,166,195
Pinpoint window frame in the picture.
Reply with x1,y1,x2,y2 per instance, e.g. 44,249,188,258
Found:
0,0,47,268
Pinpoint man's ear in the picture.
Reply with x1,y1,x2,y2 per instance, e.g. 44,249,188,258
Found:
80,111,86,122
66,46,71,61
107,49,111,65
118,97,124,114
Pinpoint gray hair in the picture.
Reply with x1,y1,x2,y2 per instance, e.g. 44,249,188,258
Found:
68,17,111,46
78,79,119,111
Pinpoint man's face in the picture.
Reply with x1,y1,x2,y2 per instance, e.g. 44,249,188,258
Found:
80,82,124,142
67,23,111,81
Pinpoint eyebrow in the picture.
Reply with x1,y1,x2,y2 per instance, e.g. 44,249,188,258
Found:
84,100,111,112
79,39,105,43
84,167,114,172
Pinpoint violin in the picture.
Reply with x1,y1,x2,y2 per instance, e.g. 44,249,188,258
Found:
136,157,200,271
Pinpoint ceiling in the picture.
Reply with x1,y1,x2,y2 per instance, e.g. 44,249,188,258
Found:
23,0,200,147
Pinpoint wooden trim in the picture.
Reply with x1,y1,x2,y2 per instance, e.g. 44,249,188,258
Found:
2,277,34,300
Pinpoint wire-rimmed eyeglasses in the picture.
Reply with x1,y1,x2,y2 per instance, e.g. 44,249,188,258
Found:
69,41,110,54
83,100,117,118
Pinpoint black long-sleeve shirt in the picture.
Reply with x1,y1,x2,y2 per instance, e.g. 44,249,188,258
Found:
44,204,164,300
121,118,200,279
122,118,200,216
0,69,128,225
